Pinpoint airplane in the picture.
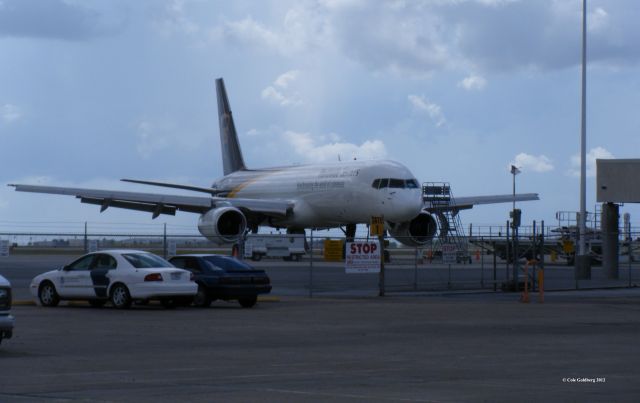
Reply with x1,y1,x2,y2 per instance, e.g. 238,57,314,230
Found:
9,78,538,246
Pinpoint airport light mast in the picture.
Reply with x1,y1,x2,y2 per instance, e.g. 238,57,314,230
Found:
577,0,590,278
511,165,521,289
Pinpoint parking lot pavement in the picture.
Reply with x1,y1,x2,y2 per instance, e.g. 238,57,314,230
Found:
1,292,640,402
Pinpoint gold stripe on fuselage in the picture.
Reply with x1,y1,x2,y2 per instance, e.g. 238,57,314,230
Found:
226,170,280,198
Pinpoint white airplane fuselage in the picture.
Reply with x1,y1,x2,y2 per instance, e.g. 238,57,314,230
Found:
212,159,423,228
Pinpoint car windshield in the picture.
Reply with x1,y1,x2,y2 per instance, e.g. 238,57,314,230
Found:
123,253,174,269
203,256,253,271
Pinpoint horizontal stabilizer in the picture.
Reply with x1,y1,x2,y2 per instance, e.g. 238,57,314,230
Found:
121,179,223,196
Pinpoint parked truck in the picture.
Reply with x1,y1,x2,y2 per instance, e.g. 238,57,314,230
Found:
243,234,307,261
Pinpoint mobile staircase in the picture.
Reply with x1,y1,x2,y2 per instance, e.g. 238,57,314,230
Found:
422,182,470,263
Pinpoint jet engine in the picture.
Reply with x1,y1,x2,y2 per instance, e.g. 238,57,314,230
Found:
197,207,247,244
388,212,438,247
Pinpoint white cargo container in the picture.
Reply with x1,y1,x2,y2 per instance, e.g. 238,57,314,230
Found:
244,234,307,261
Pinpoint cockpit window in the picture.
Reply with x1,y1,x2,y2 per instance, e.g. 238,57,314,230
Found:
372,178,418,189
389,179,405,188
405,179,419,189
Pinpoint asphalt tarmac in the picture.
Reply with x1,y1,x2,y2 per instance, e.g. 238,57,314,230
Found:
1,254,640,402
1,291,640,402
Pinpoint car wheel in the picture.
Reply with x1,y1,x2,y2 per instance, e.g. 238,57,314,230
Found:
110,284,132,309
239,296,257,308
39,282,60,307
251,253,262,261
193,285,211,308
88,300,107,308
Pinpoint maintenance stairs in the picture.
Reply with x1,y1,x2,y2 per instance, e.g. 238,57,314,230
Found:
422,182,469,262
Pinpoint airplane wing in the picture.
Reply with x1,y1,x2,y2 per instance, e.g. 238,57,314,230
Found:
424,193,539,212
8,184,292,218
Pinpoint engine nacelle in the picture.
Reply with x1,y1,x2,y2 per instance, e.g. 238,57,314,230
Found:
197,207,247,244
388,212,438,247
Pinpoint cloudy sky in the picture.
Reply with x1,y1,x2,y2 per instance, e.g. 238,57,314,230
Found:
1,0,640,234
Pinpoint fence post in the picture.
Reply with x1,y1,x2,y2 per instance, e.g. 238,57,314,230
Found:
163,223,167,259
309,230,314,298
378,234,385,297
84,221,88,253
541,220,545,274
532,220,537,292
480,236,484,288
414,246,418,291
506,222,511,282
629,223,632,288
493,240,497,292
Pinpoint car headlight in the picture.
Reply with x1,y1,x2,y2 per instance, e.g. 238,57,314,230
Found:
0,287,10,310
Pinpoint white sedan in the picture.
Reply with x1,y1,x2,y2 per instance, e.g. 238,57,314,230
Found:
30,250,197,309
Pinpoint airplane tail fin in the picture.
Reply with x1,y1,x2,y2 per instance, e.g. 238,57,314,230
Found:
216,78,247,175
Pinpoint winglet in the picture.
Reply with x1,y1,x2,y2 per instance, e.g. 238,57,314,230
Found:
216,78,247,175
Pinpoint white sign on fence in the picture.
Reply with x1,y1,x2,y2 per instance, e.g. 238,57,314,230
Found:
442,243,457,264
168,240,177,257
0,240,9,257
88,239,98,253
345,241,381,274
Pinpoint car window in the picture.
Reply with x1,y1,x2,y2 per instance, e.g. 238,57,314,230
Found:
203,256,253,271
123,253,174,269
92,254,117,270
66,255,95,271
170,257,186,269
170,257,203,273
185,258,202,273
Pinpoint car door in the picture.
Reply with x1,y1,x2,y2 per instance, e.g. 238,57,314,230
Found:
58,254,95,298
89,253,117,298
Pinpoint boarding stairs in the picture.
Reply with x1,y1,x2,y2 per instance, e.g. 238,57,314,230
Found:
422,182,469,262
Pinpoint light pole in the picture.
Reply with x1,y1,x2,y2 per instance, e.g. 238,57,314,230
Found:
577,0,591,279
511,165,521,289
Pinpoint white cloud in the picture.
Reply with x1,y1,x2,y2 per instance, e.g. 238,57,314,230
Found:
458,75,487,91
282,131,387,163
318,0,366,10
510,153,554,173
568,147,614,178
221,6,331,56
408,95,446,127
588,7,609,33
262,70,302,106
156,0,200,36
274,70,299,88
1,103,22,123
136,120,171,159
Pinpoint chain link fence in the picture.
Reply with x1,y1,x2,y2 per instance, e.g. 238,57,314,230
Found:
1,224,639,296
